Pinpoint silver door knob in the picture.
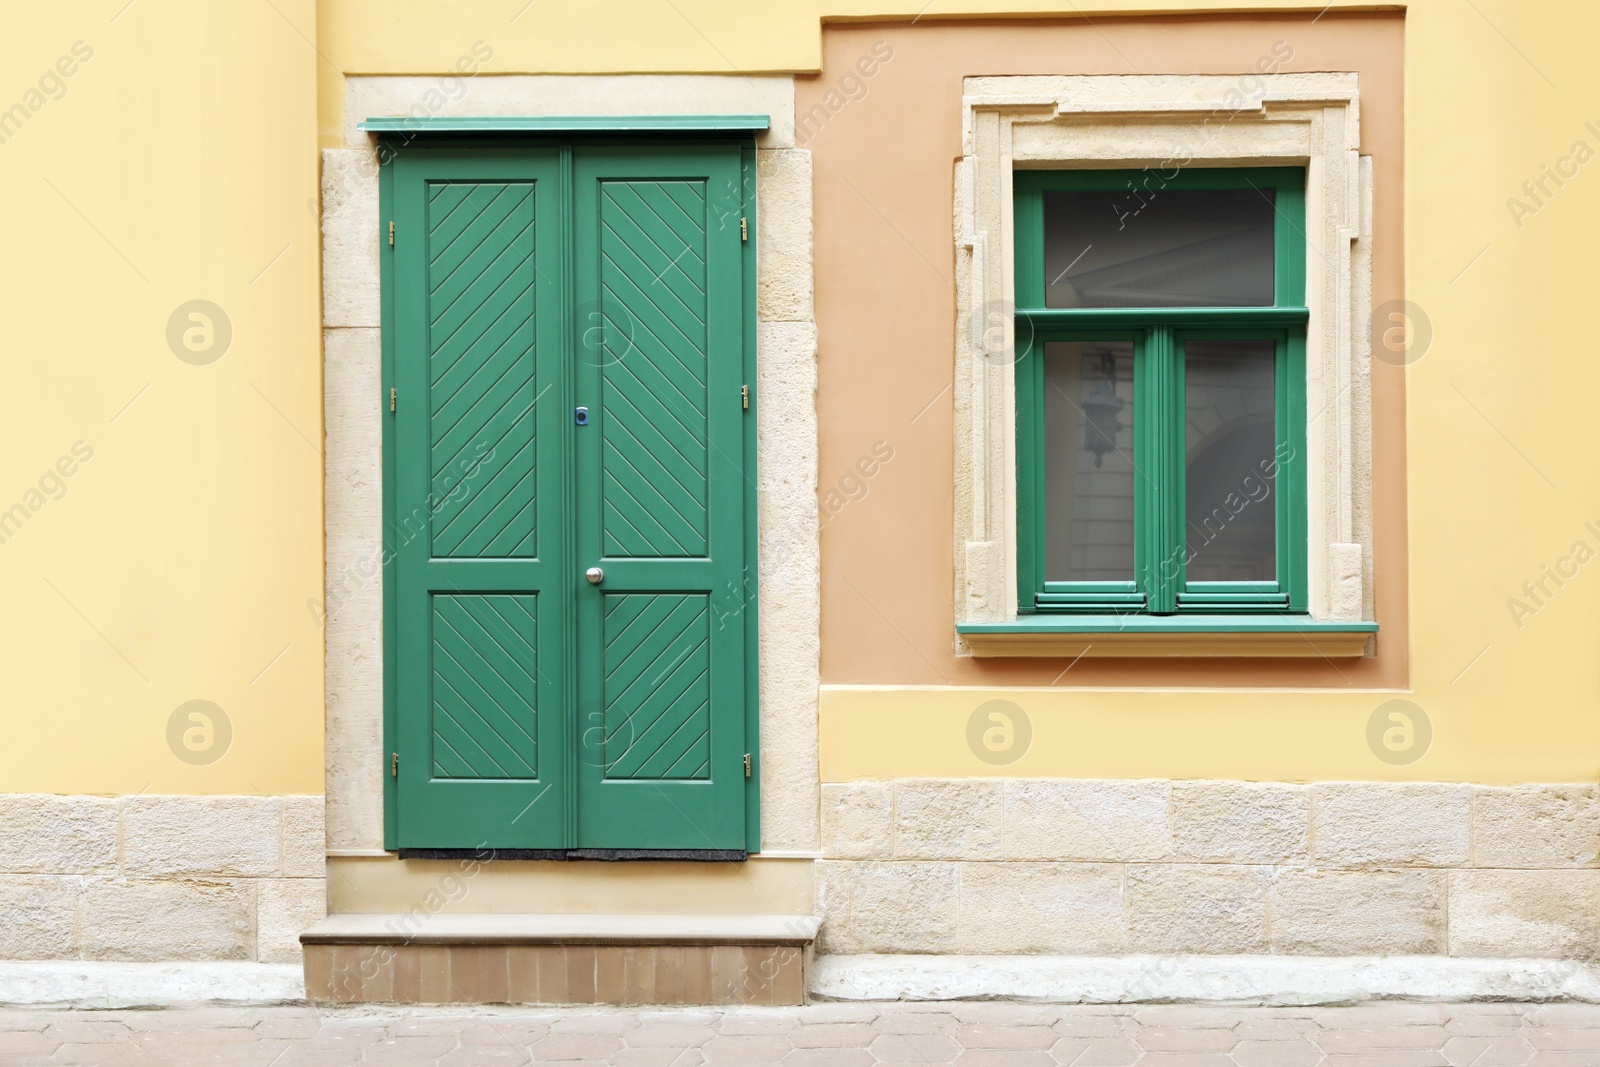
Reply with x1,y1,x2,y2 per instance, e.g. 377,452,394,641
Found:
585,567,604,585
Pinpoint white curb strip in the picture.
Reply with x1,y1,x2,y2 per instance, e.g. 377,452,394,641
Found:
812,955,1600,1005
0,962,305,1007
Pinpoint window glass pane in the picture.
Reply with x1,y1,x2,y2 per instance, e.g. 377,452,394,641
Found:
1044,341,1136,581
1043,187,1276,308
1184,339,1277,582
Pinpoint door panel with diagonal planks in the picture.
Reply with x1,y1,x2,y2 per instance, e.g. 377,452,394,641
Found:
601,593,712,780
574,147,747,849
393,150,569,849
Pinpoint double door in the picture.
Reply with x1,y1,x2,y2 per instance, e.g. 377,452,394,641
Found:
387,142,752,853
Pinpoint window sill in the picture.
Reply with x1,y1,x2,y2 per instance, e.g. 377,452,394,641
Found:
956,616,1377,659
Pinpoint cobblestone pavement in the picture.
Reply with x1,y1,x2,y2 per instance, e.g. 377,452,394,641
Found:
2,1001,1600,1065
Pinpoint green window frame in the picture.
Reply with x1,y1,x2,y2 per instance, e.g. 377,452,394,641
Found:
1013,167,1309,616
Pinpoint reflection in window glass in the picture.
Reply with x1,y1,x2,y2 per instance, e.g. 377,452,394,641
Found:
1044,341,1136,581
1184,339,1277,582
1044,188,1276,309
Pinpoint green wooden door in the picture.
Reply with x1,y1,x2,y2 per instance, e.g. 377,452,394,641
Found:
572,147,747,850
392,149,571,849
387,141,749,853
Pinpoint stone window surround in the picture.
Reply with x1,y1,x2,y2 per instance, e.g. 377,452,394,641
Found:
321,75,820,857
954,73,1375,645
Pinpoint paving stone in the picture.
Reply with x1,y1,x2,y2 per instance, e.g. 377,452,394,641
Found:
1525,1027,1600,1050
955,1023,1058,1049
1324,1003,1451,1026
276,1048,367,1066
951,1003,1068,1025
871,1032,961,1060
610,1049,705,1067
700,1034,794,1062
782,1048,874,1066
1053,1035,1142,1064
295,1024,392,1045
382,1016,482,1036
457,1022,550,1045
1231,1037,1325,1066
632,1010,720,1026
1233,1018,1323,1041
1051,1013,1137,1038
951,1050,1055,1067
1443,1006,1533,1036
1321,1025,1454,1052
1134,1025,1239,1051
792,1002,882,1022
0,1013,53,1032
39,1019,134,1043
253,1014,327,1039
131,1026,268,1046
1528,1003,1600,1025
436,1047,531,1066
1440,1034,1537,1065
1132,1004,1251,1027
362,1035,458,1057
548,1013,638,1034
528,1032,625,1059
1320,1053,1449,1067
0,1030,58,1054
623,1023,714,1047
48,1042,154,1064
788,1021,878,1046
713,1012,798,1034
114,1010,245,1032
872,1010,960,1034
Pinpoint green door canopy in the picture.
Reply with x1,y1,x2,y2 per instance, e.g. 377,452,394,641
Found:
361,116,770,134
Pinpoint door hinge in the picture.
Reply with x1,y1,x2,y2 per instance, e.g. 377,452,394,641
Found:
741,384,749,410
740,216,748,242
391,752,399,777
743,753,751,777
388,221,395,247
389,387,397,412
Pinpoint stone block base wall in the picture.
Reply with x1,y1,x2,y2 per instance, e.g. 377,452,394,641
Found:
818,780,1600,958
0,795,325,964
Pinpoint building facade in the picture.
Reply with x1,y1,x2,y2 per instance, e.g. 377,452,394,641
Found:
3,0,1598,1006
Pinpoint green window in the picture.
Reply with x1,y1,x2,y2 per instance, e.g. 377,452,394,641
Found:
1013,168,1308,616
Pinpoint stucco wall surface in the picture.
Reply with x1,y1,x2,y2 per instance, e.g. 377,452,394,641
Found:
0,3,324,797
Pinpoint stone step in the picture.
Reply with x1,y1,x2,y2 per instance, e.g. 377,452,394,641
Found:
301,913,820,1006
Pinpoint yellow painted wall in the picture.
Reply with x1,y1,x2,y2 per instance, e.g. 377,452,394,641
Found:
308,0,1597,785
0,0,323,794
11,0,1598,793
